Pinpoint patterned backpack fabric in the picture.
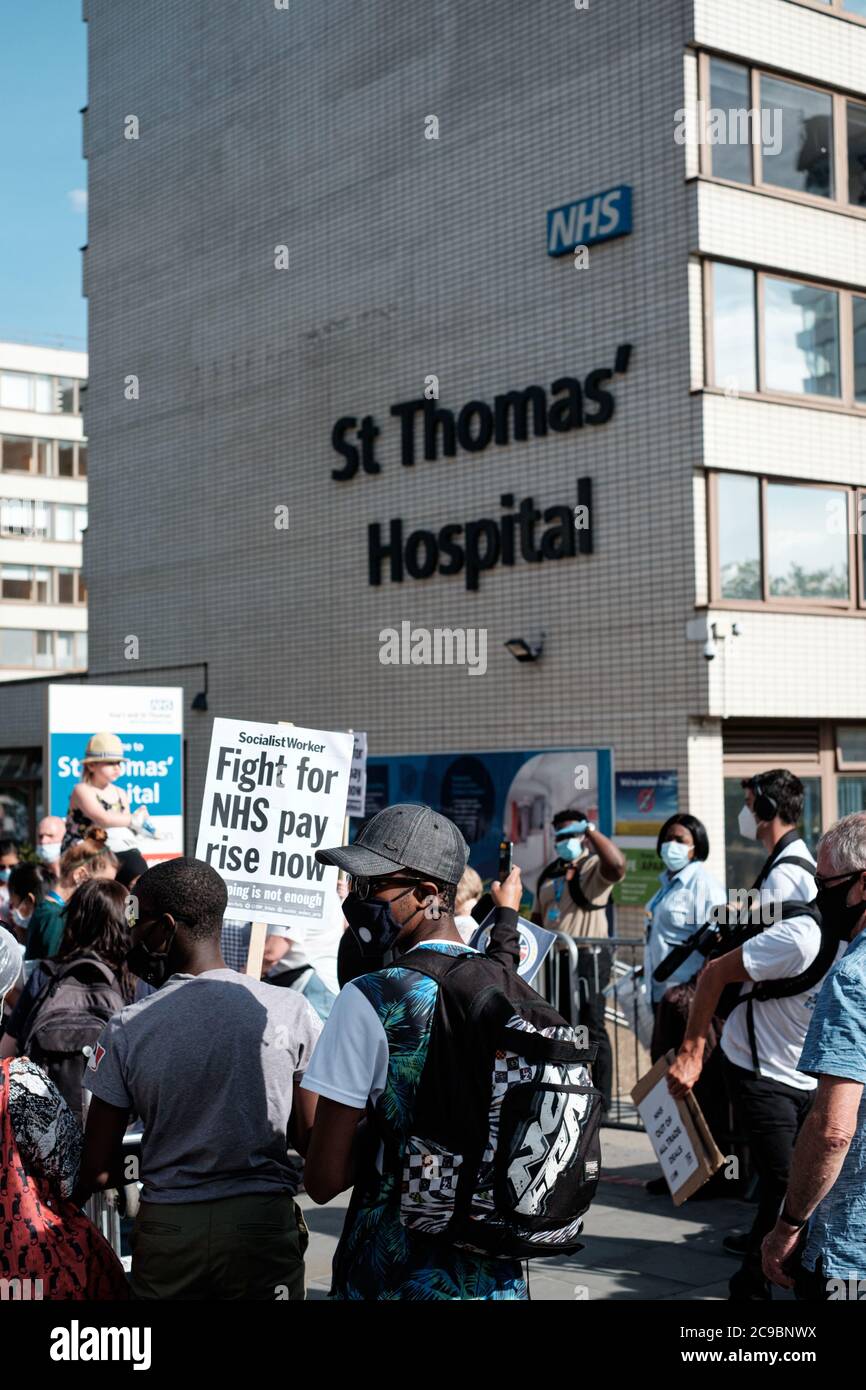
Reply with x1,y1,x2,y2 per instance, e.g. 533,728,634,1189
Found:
0,1058,128,1300
392,948,603,1259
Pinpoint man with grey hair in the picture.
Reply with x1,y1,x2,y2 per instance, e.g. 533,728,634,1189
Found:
762,812,866,1299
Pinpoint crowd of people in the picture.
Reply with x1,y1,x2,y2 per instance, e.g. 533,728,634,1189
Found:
0,742,865,1303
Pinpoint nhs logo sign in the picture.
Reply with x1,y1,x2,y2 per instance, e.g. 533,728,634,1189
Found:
546,185,632,257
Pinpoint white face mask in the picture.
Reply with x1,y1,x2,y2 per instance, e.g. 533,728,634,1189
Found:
738,804,758,841
11,906,30,929
37,842,62,864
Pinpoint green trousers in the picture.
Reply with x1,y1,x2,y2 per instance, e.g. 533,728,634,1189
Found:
130,1191,309,1301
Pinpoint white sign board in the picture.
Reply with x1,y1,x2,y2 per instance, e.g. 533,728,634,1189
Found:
195,717,353,931
635,1077,700,1196
346,732,368,818
47,685,184,860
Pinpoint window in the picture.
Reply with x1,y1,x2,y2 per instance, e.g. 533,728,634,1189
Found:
855,298,866,404
55,441,86,478
767,483,849,598
1,437,33,472
77,572,87,604
74,508,87,541
0,373,32,410
1,437,57,474
34,569,50,604
710,472,864,610
763,277,840,397
57,569,76,604
0,499,48,538
1,566,33,601
701,56,866,208
33,377,54,413
718,474,761,599
848,102,866,206
0,372,82,415
0,630,37,668
708,59,752,184
761,76,833,199
706,262,863,408
712,264,757,393
35,632,54,670
54,507,75,542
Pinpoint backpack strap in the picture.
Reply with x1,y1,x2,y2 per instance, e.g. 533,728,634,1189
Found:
751,829,815,890
728,901,837,1073
50,953,121,990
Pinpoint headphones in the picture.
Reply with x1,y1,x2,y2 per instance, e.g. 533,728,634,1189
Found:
751,777,779,824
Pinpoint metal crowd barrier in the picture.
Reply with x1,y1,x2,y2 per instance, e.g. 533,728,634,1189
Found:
83,1131,141,1269
537,933,649,1130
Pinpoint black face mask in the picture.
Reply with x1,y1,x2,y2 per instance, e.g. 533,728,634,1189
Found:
815,872,866,942
342,887,417,954
126,926,177,988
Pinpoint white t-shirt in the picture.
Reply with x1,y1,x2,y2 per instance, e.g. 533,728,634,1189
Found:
720,914,846,1090
302,981,389,1108
276,915,343,996
761,838,816,905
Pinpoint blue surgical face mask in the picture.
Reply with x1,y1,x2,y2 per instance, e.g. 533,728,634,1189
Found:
660,841,691,873
556,838,584,863
0,870,10,884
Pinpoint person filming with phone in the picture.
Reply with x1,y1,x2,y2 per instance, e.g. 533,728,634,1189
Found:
534,809,626,1114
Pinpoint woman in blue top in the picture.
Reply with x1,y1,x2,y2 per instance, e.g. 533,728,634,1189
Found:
645,814,727,1009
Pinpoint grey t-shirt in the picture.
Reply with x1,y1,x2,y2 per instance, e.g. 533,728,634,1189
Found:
83,968,322,1204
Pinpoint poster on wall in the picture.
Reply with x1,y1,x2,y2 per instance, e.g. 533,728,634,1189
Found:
612,770,679,907
47,685,184,861
615,771,678,836
363,747,614,903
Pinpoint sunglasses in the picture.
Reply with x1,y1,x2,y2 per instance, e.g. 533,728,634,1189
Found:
814,869,864,892
349,874,421,901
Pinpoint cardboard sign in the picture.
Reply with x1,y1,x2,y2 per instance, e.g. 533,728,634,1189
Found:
631,1053,725,1206
346,732,367,818
195,718,353,932
470,910,557,985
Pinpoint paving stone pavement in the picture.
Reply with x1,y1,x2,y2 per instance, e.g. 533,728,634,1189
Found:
296,1125,796,1302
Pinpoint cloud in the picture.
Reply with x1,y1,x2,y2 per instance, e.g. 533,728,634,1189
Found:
68,188,88,214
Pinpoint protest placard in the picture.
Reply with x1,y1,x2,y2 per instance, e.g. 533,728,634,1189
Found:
195,718,353,935
346,732,367,818
631,1053,725,1206
469,910,557,985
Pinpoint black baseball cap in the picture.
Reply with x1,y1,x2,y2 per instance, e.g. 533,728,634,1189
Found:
316,803,468,886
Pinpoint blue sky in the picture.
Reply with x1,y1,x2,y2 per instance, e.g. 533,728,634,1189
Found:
0,0,87,348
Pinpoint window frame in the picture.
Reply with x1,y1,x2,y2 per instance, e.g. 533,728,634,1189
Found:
698,52,866,216
708,469,862,615
703,259,866,412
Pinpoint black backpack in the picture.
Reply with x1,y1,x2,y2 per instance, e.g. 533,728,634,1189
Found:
20,954,126,1123
384,946,604,1260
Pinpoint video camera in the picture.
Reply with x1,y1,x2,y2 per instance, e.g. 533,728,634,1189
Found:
652,897,772,985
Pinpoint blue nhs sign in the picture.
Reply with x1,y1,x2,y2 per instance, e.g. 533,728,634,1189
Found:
546,185,632,257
